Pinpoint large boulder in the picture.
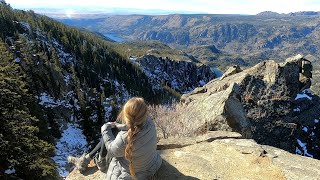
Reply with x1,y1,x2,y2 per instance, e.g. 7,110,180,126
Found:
66,131,320,180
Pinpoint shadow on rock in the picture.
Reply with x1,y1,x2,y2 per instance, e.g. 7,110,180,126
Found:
154,160,200,180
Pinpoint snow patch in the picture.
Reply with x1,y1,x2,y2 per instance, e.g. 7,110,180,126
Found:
129,56,137,62
295,147,302,155
90,113,98,122
199,80,206,86
104,106,113,121
74,98,81,111
20,22,31,31
295,93,312,100
315,119,319,123
64,75,71,85
35,92,72,109
52,123,88,178
293,107,300,112
14,58,21,63
5,167,16,175
302,127,308,132
171,79,179,90
52,39,75,65
103,97,113,122
296,139,313,158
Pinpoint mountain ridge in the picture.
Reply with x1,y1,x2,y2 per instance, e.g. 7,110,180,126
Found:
60,13,320,93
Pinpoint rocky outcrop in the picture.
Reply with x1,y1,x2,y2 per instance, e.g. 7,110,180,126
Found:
135,54,216,94
66,131,320,180
220,65,242,80
179,55,320,153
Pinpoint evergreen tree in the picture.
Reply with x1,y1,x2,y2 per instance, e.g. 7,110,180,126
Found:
0,43,57,179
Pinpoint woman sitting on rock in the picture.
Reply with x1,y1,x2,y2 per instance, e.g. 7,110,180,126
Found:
68,97,162,179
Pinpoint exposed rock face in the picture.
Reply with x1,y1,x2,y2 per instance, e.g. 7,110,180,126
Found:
135,54,216,94
67,131,320,180
220,65,242,80
180,55,320,152
180,82,252,138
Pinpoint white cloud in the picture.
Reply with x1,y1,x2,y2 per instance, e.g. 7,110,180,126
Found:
6,0,320,14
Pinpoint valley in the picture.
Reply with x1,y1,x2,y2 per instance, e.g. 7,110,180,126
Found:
60,13,320,93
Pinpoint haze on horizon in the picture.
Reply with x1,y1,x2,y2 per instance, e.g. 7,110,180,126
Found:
5,0,320,15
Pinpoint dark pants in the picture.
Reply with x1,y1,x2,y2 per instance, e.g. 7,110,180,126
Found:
88,128,119,159
88,138,107,159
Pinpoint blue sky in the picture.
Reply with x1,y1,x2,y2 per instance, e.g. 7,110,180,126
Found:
5,0,320,15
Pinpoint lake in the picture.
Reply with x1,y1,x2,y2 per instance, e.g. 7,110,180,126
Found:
103,33,125,42
212,67,223,77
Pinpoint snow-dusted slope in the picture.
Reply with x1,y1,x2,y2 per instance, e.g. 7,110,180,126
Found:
294,89,320,159
132,54,216,94
52,123,88,177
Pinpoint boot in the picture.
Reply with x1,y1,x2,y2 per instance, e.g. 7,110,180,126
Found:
67,154,91,173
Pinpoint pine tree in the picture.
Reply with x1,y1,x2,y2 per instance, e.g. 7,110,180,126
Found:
0,42,57,179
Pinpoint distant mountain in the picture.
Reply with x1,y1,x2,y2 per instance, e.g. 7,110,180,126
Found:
256,11,281,16
59,12,320,94
289,11,320,16
59,13,320,68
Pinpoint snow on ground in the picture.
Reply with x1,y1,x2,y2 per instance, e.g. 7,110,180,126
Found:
295,93,312,100
52,123,88,178
20,22,31,31
4,167,16,175
302,127,308,132
73,98,81,111
64,75,71,85
35,92,72,109
103,97,114,122
14,57,21,63
295,89,313,100
52,39,75,65
171,79,179,90
90,113,98,123
114,80,131,105
199,80,206,86
293,107,301,112
296,139,313,158
104,106,113,121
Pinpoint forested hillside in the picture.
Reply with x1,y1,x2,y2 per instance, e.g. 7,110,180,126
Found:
0,2,160,179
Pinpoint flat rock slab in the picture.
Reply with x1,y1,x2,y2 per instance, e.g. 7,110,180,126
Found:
67,131,320,180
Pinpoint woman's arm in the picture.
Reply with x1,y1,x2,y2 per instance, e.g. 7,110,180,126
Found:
101,123,127,157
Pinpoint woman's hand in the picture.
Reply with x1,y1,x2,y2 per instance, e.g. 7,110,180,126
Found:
115,123,128,131
101,122,115,133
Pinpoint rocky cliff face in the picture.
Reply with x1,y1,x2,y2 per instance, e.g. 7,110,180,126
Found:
66,131,320,180
179,55,320,154
133,54,216,94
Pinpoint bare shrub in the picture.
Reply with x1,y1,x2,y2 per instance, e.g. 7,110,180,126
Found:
149,103,197,139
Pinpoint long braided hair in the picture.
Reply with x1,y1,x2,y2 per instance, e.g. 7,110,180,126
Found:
117,97,148,179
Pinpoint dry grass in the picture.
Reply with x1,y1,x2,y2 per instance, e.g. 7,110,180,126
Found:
149,104,198,139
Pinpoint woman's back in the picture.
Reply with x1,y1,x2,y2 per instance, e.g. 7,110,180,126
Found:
106,119,162,179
